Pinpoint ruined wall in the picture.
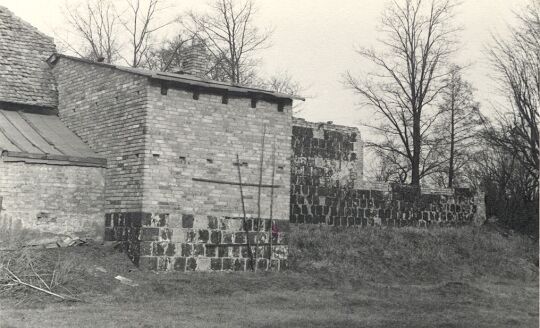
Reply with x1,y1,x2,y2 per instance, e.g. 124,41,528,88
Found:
0,160,105,247
51,58,148,213
290,120,484,227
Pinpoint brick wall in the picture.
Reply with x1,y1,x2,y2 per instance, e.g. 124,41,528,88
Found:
51,58,148,213
290,120,485,227
127,82,292,271
0,160,105,247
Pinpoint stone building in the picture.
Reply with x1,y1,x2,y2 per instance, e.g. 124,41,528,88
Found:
0,6,106,247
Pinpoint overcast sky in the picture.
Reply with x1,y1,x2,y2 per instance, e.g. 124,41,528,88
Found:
0,0,526,130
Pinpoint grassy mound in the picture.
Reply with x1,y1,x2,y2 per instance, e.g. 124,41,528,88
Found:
289,225,538,284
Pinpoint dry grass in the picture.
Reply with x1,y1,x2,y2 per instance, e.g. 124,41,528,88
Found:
0,226,537,327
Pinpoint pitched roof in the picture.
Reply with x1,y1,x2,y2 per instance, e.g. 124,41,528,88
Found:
0,6,57,109
48,54,305,102
0,109,105,167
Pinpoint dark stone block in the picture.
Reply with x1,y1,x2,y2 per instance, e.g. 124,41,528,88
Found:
198,230,209,243
186,258,197,271
234,259,245,271
223,258,233,271
140,227,159,241
173,257,186,271
193,244,204,256
248,232,257,244
241,246,249,258
234,232,246,244
140,242,153,256
257,259,268,271
211,258,222,271
182,214,194,228
210,231,221,244
160,228,173,241
157,213,168,227
297,215,305,224
157,257,170,271
245,219,253,231
222,232,233,243
206,245,217,257
208,216,218,229
153,242,165,256
181,244,192,257
218,246,228,257
186,230,196,243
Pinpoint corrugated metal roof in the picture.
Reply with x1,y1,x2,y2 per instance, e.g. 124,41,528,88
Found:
0,109,105,167
48,54,305,102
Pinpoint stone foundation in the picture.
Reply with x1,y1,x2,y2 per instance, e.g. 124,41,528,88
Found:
105,212,289,271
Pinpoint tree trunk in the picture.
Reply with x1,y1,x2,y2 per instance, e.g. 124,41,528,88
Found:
411,110,421,186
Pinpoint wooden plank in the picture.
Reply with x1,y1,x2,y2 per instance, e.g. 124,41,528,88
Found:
192,177,281,188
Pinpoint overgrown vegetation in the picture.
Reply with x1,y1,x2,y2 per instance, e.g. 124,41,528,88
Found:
0,225,537,327
289,225,538,284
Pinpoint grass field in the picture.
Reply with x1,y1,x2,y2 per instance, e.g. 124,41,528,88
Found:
1,225,538,328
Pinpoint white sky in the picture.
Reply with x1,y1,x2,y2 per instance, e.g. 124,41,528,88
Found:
0,0,525,129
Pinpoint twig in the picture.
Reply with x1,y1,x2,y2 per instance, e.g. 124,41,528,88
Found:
3,268,81,302
236,154,255,271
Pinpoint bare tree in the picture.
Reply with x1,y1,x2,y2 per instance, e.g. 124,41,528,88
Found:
143,33,192,71
345,0,460,186
60,0,172,68
182,0,273,84
437,65,482,187
487,1,539,183
60,0,120,63
119,0,173,68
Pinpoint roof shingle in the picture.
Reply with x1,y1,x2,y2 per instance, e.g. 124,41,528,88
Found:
0,6,57,108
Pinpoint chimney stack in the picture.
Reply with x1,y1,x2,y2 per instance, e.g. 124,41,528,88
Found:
182,39,207,78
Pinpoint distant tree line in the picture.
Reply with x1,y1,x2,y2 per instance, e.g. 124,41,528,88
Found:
350,0,538,236
57,0,304,98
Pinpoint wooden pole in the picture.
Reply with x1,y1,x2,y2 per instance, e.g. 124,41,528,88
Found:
268,138,277,262
236,154,254,271
255,124,266,271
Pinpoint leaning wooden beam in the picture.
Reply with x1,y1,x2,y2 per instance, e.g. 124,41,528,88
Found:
192,177,281,189
235,154,255,271
255,124,266,271
268,138,277,262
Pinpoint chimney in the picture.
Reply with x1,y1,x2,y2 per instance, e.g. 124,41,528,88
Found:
181,39,207,78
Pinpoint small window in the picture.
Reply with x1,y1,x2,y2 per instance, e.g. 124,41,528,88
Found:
222,94,229,104
206,158,213,164
179,156,187,164
153,154,160,158
251,98,257,108
278,103,284,112
193,90,200,100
